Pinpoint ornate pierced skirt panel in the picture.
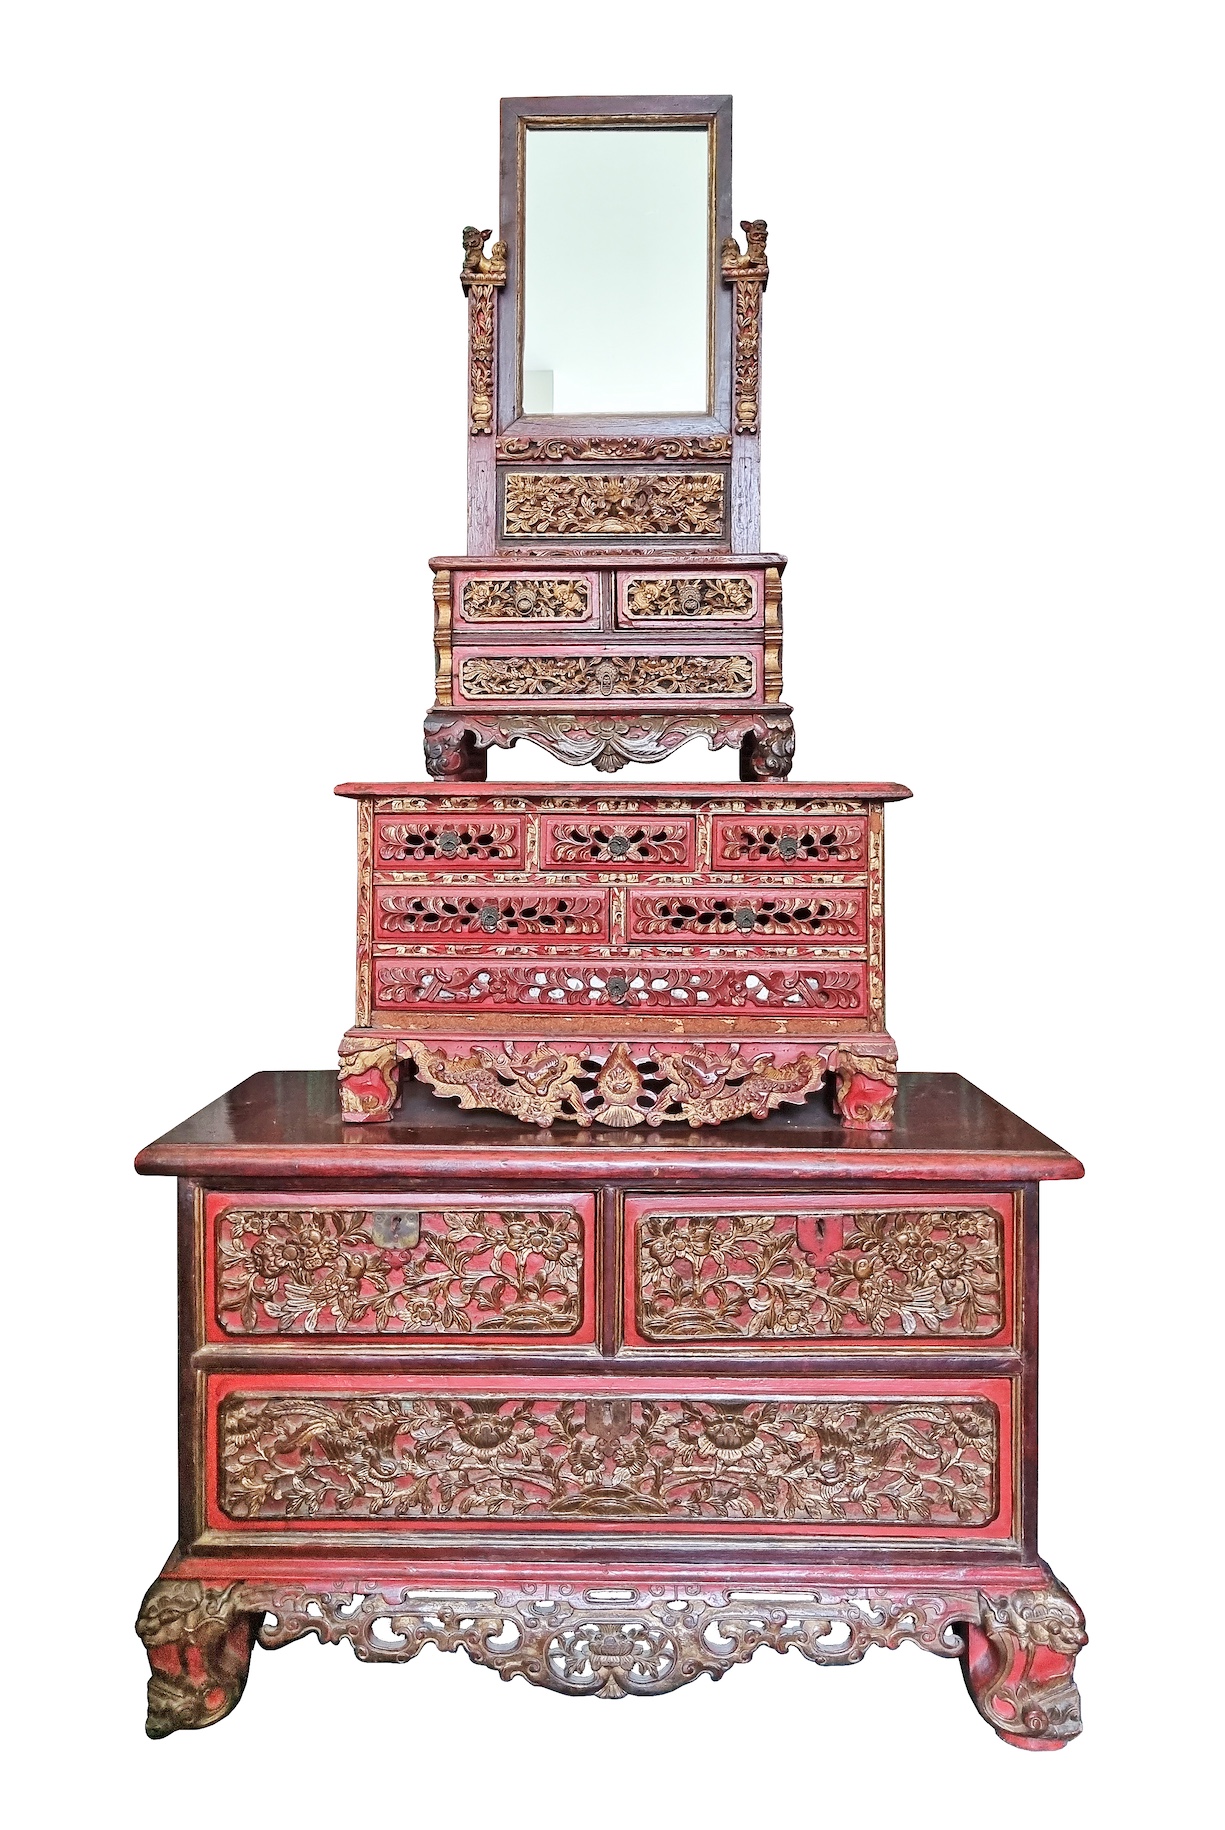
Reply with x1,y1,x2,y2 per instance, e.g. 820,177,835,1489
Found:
205,1373,1015,1545
338,784,908,1128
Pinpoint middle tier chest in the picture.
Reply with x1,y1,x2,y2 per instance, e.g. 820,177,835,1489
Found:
335,781,910,1131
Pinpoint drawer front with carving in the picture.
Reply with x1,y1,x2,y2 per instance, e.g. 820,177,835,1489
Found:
373,958,868,1017
626,886,868,945
453,571,600,628
374,888,612,944
205,1373,1012,1540
615,571,761,628
452,646,759,705
205,1193,597,1343
374,814,526,871
538,814,698,871
500,469,727,543
622,1195,1015,1350
712,815,868,869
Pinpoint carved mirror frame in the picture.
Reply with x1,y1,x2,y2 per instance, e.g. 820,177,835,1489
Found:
462,95,766,555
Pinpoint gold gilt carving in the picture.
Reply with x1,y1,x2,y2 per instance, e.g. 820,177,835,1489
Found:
459,653,754,699
625,576,755,620
498,434,733,463
217,1204,583,1335
461,577,589,620
218,1391,997,1525
433,569,452,705
460,228,507,436
503,472,725,538
763,566,783,699
636,1207,1004,1340
400,1037,833,1128
721,220,768,435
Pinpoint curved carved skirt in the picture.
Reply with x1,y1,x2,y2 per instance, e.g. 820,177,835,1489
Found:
422,707,796,781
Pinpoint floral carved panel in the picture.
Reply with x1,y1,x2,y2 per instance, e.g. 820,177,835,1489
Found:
214,1205,586,1336
621,577,756,621
714,818,867,866
457,654,755,701
460,578,590,621
631,1207,1006,1342
374,819,524,867
502,472,726,539
375,891,608,941
628,891,866,943
217,1392,998,1526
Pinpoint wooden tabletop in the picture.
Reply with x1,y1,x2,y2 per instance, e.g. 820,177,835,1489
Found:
136,1071,1083,1186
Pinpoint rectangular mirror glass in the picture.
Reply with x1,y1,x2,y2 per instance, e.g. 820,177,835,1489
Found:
522,127,710,415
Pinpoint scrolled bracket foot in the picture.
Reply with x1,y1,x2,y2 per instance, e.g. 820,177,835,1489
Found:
738,712,795,781
961,1576,1087,1749
136,1580,261,1738
423,715,489,781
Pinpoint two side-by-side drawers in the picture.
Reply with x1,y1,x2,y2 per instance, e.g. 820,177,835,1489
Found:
195,1187,1021,1546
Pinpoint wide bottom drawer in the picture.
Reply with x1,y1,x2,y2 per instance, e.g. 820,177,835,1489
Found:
206,1373,1014,1542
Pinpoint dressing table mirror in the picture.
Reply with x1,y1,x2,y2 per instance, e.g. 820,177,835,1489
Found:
424,95,794,779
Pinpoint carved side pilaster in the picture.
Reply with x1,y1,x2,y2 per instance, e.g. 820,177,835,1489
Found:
763,565,783,701
355,799,373,1027
460,226,506,552
721,220,768,437
867,805,885,1028
432,568,452,706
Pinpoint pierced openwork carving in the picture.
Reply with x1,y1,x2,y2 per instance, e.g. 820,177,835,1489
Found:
721,220,768,435
718,821,865,864
218,1391,997,1525
631,893,862,940
138,1573,1083,1736
377,891,605,938
422,709,796,779
503,472,725,539
461,577,589,620
498,435,733,463
624,576,755,619
377,821,520,863
458,653,755,700
546,822,690,865
635,1207,1004,1341
374,961,865,1014
399,1036,834,1128
216,1204,584,1335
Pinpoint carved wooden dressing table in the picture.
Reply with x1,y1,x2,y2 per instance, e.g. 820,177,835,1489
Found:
136,94,1086,1745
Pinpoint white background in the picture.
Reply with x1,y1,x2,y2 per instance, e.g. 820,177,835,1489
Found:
2,3,1220,1823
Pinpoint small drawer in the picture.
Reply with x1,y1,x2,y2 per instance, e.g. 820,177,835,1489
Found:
623,1195,1014,1349
374,813,526,870
627,885,868,945
373,958,867,1017
206,1372,1011,1538
453,646,759,704
206,1192,597,1342
374,887,611,943
615,570,761,628
453,570,600,628
540,814,697,871
712,814,868,868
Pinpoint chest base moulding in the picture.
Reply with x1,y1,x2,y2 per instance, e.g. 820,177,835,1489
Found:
335,780,908,1129
134,1069,1086,1746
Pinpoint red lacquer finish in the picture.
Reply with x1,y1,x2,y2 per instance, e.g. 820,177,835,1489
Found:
136,1069,1085,1743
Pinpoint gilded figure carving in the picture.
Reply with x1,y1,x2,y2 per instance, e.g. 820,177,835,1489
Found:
458,653,755,699
219,1392,997,1525
964,1580,1087,1746
503,472,725,538
721,221,768,435
636,1207,1003,1340
834,1051,899,1128
217,1204,583,1335
460,228,506,437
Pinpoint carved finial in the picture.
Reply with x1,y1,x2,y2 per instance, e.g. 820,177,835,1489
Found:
721,219,769,286
460,225,507,290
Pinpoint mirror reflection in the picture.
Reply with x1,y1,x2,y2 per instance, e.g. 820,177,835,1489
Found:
522,127,709,416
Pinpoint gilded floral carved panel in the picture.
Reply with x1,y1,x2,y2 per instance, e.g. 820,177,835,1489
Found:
218,1392,998,1525
633,1208,1004,1341
460,578,590,621
215,1206,585,1335
502,472,725,538
458,654,755,700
